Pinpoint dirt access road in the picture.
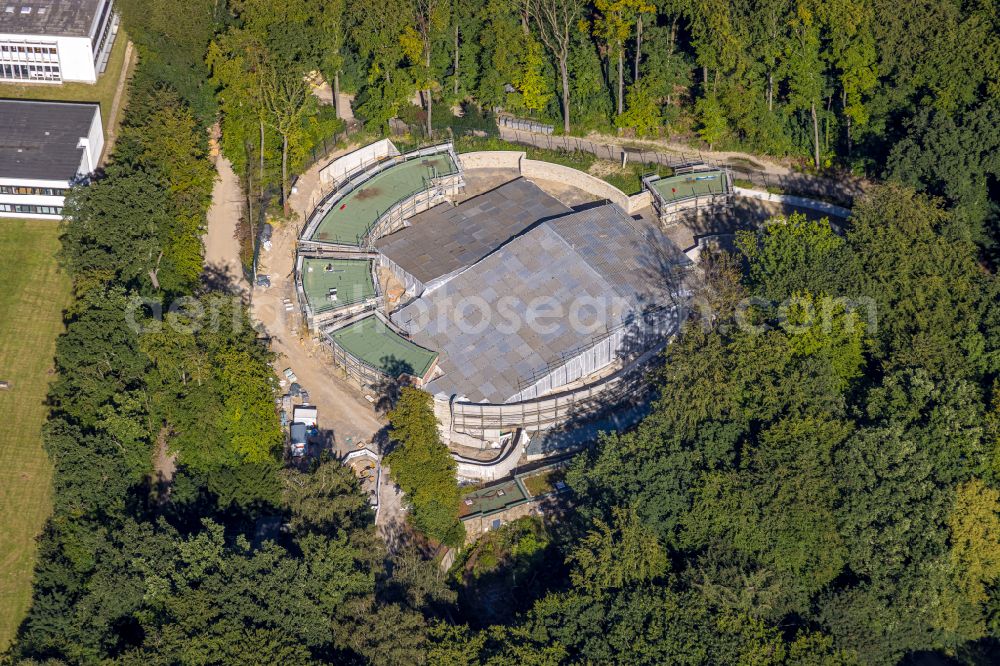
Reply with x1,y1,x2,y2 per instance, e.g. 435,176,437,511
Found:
203,155,249,294
249,147,402,535
248,149,385,449
202,123,402,535
201,145,384,455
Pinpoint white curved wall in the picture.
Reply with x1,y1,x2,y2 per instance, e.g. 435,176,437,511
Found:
734,186,851,219
458,150,524,170
319,138,399,186
520,159,631,211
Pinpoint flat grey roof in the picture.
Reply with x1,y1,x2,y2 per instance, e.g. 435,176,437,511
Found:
375,178,571,285
0,100,97,181
0,0,103,37
391,203,690,403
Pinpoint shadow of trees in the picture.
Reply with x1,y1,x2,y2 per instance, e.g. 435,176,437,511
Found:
371,356,416,416
201,261,247,297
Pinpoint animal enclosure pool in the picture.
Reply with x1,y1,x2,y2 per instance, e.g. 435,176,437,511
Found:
300,258,375,314
310,153,458,245
329,315,439,379
649,169,729,203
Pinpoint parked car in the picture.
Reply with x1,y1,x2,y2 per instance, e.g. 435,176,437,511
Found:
255,274,271,288
300,389,310,403
283,368,297,382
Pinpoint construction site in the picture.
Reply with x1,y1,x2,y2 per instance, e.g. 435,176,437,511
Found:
288,138,840,478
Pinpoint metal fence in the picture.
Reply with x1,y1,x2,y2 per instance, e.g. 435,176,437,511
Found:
303,119,365,171
499,126,706,169
323,327,388,387
498,114,554,135
495,126,860,206
301,141,458,244
248,120,365,281
642,170,736,224
449,352,652,437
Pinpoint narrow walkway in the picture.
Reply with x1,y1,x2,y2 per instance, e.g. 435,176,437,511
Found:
499,126,865,205
99,39,136,164
203,156,249,294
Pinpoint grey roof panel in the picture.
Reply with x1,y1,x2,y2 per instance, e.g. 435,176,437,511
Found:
0,100,98,181
0,0,103,37
392,203,690,403
376,177,571,284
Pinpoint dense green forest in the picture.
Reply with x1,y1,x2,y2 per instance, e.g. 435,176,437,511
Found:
118,0,998,247
5,0,1000,663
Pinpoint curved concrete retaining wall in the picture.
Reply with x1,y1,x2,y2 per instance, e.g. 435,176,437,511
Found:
454,443,523,482
452,431,528,481
319,138,399,186
734,186,851,219
685,233,735,264
458,150,524,170
459,150,651,215
521,158,631,211
626,190,653,214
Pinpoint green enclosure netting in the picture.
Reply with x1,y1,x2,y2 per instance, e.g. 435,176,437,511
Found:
311,153,458,244
330,315,438,378
301,258,375,314
650,170,729,203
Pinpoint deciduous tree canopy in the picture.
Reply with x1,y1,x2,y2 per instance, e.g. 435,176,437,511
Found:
6,1,1000,663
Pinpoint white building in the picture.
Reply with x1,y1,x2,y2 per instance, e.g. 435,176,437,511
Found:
0,0,118,84
0,100,103,219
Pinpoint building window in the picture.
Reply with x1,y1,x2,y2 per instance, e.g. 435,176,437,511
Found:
0,185,67,196
0,203,63,216
92,3,118,74
0,39,60,82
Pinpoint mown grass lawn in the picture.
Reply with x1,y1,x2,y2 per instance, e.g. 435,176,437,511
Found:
0,28,129,128
0,219,70,651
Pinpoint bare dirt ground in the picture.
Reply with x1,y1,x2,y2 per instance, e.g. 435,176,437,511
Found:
377,462,409,552
201,139,407,534
252,171,384,446
152,429,176,483
306,73,355,122
310,79,334,106
203,155,249,294
587,131,796,175
249,149,407,532
337,93,356,121
150,428,176,506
